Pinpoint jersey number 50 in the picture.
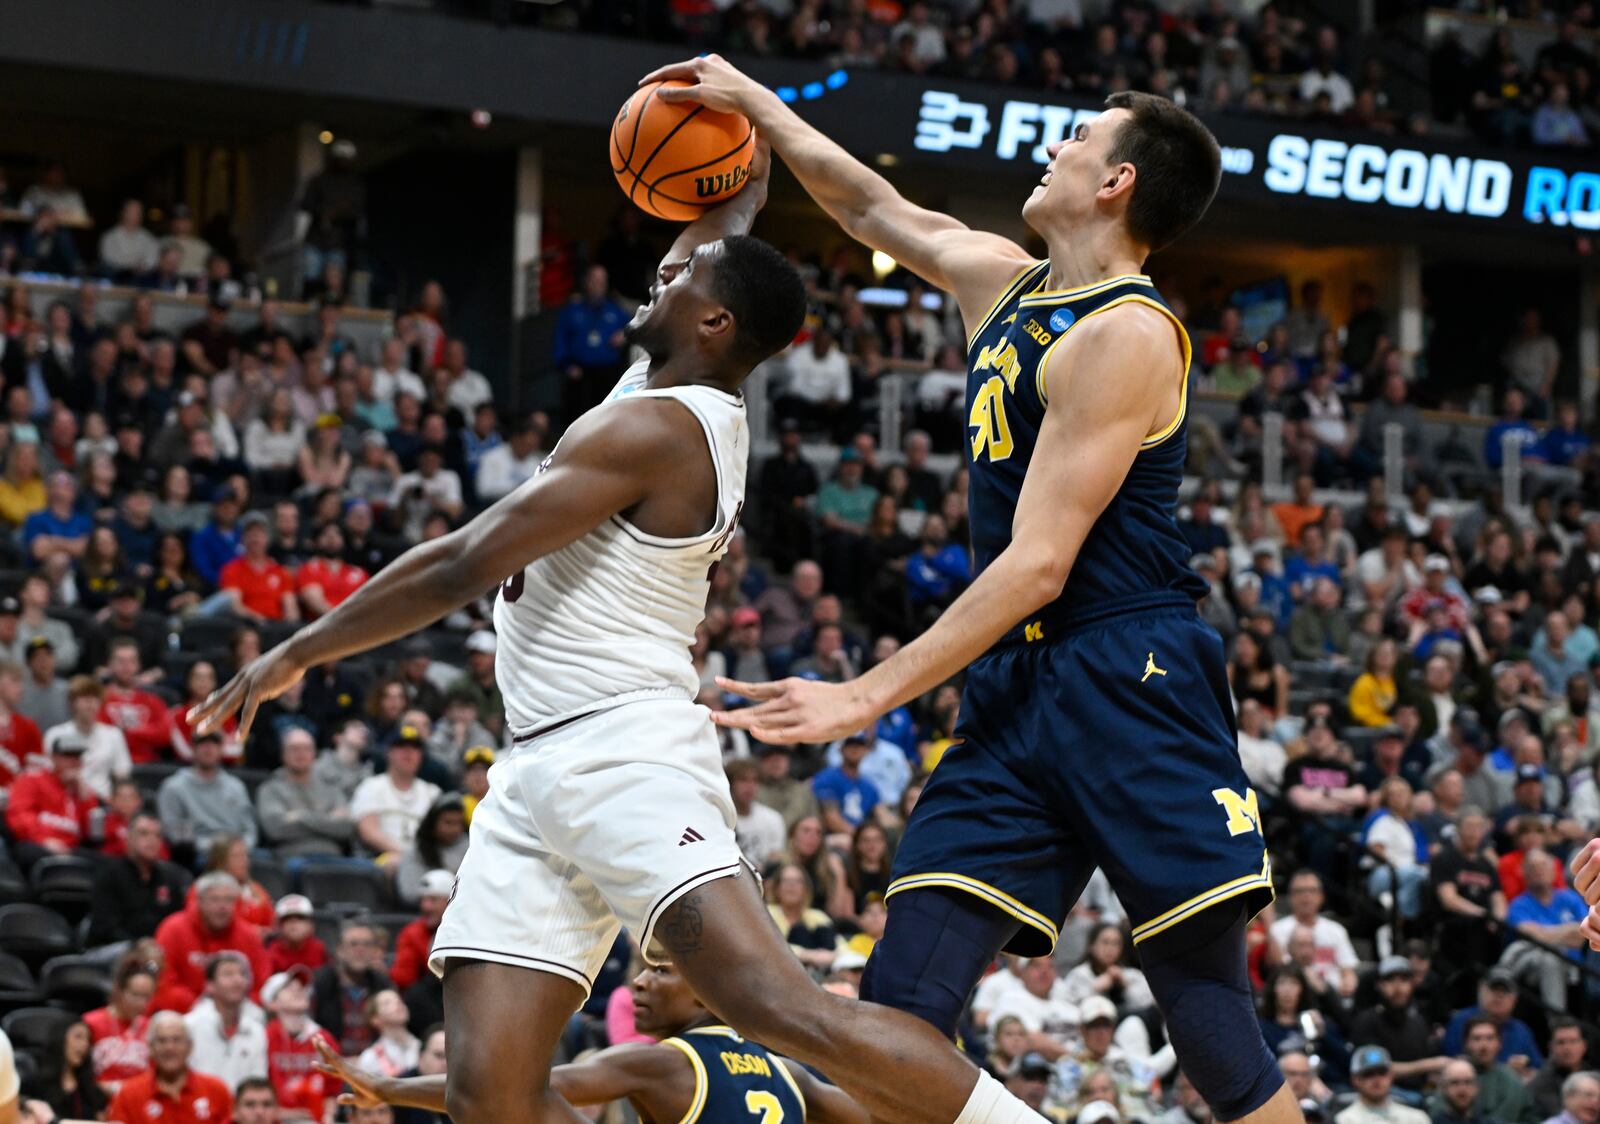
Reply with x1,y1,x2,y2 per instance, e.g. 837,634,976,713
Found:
968,376,1014,462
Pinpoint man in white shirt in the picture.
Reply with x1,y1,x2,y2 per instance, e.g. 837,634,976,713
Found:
1269,870,1359,996
780,329,851,434
972,957,1026,1028
389,445,463,542
726,759,786,869
351,726,441,861
372,339,427,404
184,952,269,1093
475,420,546,503
98,200,160,279
44,675,131,801
442,339,494,417
823,731,911,808
987,956,1081,1058
1299,61,1355,114
1350,526,1421,613
1236,699,1286,800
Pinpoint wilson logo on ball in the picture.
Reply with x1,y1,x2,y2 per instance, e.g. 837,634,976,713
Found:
695,164,749,198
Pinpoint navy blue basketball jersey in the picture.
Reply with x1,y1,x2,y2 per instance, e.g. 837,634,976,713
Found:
964,261,1206,641
660,1025,808,1124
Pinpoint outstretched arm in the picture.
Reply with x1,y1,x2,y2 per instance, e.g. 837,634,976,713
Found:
781,1059,870,1124
642,56,1033,328
661,138,771,272
717,304,1183,741
191,397,693,738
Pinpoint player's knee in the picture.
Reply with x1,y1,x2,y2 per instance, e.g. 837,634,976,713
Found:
1142,903,1283,1120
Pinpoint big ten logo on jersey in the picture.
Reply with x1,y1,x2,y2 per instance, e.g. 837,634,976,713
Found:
1212,787,1264,838
969,335,1023,462
720,1050,773,1078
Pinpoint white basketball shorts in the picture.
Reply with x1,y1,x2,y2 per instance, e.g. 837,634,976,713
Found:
428,698,748,997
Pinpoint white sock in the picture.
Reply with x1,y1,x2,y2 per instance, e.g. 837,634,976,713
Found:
954,1069,1045,1124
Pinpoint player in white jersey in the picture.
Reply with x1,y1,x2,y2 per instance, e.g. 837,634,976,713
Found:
193,145,1042,1124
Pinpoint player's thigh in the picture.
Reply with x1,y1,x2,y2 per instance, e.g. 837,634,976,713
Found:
430,759,622,995
519,701,750,962
859,887,1022,1041
442,959,587,1099
1040,613,1272,946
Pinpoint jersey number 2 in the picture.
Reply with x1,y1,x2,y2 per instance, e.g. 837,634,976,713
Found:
969,375,1014,462
746,1091,785,1124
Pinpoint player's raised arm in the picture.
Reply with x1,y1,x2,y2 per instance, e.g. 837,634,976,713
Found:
717,303,1181,742
642,55,1033,324
778,1058,871,1124
190,397,693,739
661,137,772,273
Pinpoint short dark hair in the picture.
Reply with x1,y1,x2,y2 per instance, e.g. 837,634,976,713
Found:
236,1077,277,1102
1102,91,1221,251
1465,1014,1502,1039
711,235,806,365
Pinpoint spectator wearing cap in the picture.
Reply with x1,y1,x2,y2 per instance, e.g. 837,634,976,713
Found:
722,605,771,684
266,895,326,977
1364,776,1431,920
184,952,268,1091
390,870,454,992
88,809,184,945
295,522,368,621
475,417,545,502
5,734,97,869
1350,957,1451,1092
1496,775,1572,858
1499,848,1587,1011
19,635,69,731
1530,1021,1591,1121
219,512,298,623
388,442,462,542
1430,807,1506,972
22,470,90,568
351,725,440,862
1003,1051,1052,1114
1462,1015,1538,1124
106,1012,234,1124
84,578,165,673
158,729,257,859
256,727,353,859
153,871,271,1013
395,794,467,905
188,488,244,587
1442,973,1545,1067
811,733,886,837
180,296,240,378
1339,1046,1430,1124
460,745,492,822
1270,871,1359,997
261,965,337,1120
313,920,391,1057
1064,994,1153,1119
447,631,503,735
45,674,131,799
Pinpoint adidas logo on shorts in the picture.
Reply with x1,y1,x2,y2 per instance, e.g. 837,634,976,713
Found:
678,827,705,846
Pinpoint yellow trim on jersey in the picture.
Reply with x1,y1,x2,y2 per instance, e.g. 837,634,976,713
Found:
772,1057,807,1119
1018,273,1153,304
1129,853,1274,945
966,260,1050,351
1031,294,1192,448
886,873,1060,949
660,1037,710,1124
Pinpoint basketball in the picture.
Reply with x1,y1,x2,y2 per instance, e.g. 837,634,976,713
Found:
610,79,756,222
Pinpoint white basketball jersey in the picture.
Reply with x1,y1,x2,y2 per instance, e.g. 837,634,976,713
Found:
493,361,747,738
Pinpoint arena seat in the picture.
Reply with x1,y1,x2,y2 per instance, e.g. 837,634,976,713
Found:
180,615,251,652
29,856,97,921
0,953,43,1010
1,1006,75,1054
0,905,78,970
234,767,272,798
251,856,289,902
130,762,180,800
0,859,30,907
298,863,391,912
39,955,112,1013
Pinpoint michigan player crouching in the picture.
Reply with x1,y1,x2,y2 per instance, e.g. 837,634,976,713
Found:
193,140,1047,1124
316,962,866,1124
650,55,1299,1124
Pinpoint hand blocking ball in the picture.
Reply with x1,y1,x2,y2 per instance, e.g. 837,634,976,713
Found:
611,79,756,221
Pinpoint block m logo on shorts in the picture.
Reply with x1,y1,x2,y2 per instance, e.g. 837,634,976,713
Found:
1211,787,1263,838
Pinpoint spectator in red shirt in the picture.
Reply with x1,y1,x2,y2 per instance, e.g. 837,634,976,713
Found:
106,1011,233,1124
390,870,453,992
1499,815,1568,900
4,737,97,869
86,958,156,1097
266,894,327,976
153,872,271,1013
0,660,43,785
219,512,299,623
99,637,172,763
297,521,369,619
262,965,337,1120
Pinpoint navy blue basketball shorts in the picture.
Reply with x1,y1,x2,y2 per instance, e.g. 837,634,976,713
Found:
889,595,1274,957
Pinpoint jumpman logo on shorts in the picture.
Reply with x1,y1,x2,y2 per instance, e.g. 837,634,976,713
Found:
1141,652,1167,683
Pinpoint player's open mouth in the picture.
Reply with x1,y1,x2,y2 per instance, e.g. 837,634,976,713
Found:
1038,171,1052,187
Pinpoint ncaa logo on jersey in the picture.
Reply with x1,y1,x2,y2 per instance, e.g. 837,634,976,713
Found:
1049,308,1075,333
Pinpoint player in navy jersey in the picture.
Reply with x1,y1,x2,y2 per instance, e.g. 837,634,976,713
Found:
651,55,1297,1124
314,961,863,1124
